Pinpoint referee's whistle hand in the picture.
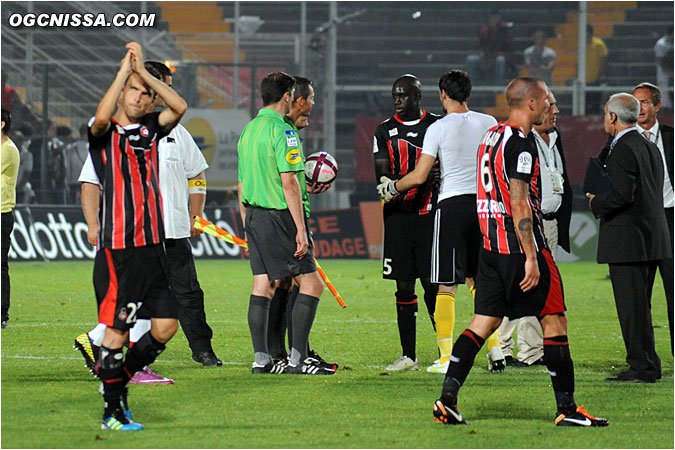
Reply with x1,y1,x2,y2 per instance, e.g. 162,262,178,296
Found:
295,232,308,258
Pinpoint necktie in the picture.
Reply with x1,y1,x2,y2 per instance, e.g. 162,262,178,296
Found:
643,130,652,142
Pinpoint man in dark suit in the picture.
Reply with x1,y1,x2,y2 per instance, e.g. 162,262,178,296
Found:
587,93,672,383
632,82,674,354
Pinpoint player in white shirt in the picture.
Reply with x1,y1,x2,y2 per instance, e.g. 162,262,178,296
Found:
73,62,221,387
378,70,504,374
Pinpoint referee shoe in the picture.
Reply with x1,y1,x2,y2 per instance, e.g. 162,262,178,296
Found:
252,359,286,374
306,349,339,371
282,358,336,375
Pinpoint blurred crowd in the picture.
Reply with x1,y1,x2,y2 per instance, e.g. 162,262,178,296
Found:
2,16,672,206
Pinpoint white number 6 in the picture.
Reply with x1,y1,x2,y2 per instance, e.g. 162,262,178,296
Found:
480,153,493,193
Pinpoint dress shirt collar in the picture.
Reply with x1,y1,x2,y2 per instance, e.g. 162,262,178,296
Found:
611,127,637,148
636,121,660,140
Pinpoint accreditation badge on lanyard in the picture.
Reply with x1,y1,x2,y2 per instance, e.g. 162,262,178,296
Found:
551,173,564,194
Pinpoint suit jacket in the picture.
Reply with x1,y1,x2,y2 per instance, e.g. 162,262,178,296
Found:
591,129,672,263
659,123,674,191
551,127,573,253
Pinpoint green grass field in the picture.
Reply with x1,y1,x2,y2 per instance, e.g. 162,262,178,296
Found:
1,259,673,448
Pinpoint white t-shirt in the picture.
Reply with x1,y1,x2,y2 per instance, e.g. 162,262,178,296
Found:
79,123,209,239
421,110,497,201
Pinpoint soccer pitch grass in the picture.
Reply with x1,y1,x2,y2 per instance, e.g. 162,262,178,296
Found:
1,259,673,448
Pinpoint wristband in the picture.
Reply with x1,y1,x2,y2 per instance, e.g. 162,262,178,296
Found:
188,179,207,195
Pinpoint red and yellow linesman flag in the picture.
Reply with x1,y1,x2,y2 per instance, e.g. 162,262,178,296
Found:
193,216,346,308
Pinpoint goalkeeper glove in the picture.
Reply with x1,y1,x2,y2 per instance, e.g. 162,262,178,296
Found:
377,176,399,202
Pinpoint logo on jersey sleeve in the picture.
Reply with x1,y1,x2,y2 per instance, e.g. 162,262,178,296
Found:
517,152,533,174
285,130,298,147
286,148,301,164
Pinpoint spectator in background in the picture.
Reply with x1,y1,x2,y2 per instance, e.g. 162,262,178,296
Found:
65,124,89,204
465,11,515,85
2,106,20,329
9,130,34,204
584,24,608,114
47,125,70,204
1,73,21,113
2,73,39,132
654,28,674,110
523,29,557,85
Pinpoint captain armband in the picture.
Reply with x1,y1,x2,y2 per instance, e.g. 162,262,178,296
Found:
188,179,207,195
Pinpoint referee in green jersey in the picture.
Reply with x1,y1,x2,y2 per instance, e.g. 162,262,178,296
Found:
237,72,333,375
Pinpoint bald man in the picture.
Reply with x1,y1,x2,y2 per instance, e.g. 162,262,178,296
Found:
432,77,608,427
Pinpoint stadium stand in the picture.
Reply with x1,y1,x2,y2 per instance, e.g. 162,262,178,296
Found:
1,1,672,205
1,1,178,127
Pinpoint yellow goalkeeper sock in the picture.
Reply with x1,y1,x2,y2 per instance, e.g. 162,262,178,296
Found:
486,328,501,353
435,292,455,365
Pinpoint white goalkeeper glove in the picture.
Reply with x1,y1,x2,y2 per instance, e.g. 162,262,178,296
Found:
377,176,399,202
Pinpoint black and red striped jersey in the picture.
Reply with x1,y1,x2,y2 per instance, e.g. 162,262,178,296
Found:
88,112,168,250
476,123,547,254
373,110,441,215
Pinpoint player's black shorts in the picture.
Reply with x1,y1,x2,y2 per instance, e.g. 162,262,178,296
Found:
245,205,316,280
382,206,434,280
431,194,481,285
474,247,566,319
93,244,177,331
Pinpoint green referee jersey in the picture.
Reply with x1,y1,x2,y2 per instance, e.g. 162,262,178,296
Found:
238,108,310,217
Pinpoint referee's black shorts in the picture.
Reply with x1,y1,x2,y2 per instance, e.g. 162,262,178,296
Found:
431,194,481,285
474,248,566,320
382,206,434,281
245,206,316,281
93,244,177,331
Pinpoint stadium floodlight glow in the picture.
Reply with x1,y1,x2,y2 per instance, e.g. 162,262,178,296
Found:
412,11,421,19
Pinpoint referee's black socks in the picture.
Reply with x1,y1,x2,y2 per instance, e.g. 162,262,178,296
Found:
441,329,484,403
543,335,576,414
267,287,290,359
248,295,272,365
289,293,319,365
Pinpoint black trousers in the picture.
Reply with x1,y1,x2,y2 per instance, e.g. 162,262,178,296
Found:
165,238,214,354
1,212,14,321
608,261,661,379
658,207,674,354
